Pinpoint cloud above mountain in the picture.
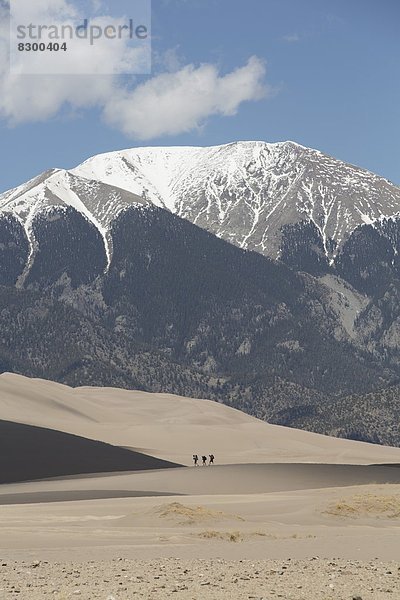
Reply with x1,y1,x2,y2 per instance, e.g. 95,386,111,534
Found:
102,57,267,140
0,1,268,140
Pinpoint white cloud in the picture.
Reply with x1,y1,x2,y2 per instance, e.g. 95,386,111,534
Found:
0,2,270,140
103,56,268,140
282,33,300,43
0,2,114,122
0,73,114,124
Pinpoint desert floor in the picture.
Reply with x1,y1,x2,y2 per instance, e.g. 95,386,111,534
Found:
0,373,399,599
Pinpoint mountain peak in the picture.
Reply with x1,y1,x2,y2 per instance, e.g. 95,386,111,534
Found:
1,141,400,271
72,141,400,261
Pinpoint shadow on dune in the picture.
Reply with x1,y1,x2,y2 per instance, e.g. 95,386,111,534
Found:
0,420,181,484
0,490,183,505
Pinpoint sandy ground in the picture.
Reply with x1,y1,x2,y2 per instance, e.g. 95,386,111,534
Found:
1,373,400,597
1,557,399,599
1,484,400,561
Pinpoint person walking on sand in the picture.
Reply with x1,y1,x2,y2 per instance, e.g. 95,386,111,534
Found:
209,454,214,465
193,454,199,466
202,455,207,466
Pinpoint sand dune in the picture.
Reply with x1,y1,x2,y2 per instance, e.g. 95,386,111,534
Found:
1,372,400,466
1,463,400,505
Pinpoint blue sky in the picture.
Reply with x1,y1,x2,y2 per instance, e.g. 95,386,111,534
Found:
0,0,399,191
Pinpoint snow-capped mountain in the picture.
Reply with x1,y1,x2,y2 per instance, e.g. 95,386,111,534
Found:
0,169,147,270
71,141,400,261
1,140,400,276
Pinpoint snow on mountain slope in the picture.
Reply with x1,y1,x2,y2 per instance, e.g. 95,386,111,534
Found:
1,141,400,273
72,141,400,260
0,169,148,270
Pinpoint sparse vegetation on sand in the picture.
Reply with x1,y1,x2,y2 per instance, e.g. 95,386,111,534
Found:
196,530,244,542
154,502,245,525
325,492,400,518
195,530,316,542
